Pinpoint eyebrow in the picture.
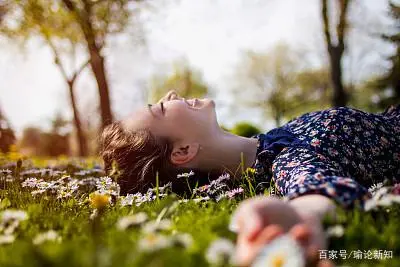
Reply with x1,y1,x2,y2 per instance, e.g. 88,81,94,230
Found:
147,104,155,117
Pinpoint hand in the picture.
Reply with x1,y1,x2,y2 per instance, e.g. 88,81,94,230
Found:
230,196,333,267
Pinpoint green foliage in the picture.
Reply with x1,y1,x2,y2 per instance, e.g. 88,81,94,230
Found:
230,122,261,138
348,77,387,114
1,0,130,44
234,43,332,127
219,125,230,132
372,1,400,108
149,64,209,103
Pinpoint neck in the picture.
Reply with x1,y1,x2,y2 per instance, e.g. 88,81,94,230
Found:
197,128,259,179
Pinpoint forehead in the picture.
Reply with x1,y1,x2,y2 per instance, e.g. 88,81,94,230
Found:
122,106,154,132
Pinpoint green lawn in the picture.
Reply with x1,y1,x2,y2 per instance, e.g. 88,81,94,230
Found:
0,154,399,267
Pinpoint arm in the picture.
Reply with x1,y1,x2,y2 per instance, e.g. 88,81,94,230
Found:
272,147,372,212
288,194,337,223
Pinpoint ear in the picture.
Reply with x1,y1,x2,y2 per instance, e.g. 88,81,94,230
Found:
170,142,200,166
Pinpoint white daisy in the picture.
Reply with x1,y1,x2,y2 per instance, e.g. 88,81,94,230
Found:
171,233,193,248
193,196,210,203
251,234,305,267
205,238,235,265
0,234,15,245
142,219,172,234
368,182,384,193
137,233,173,252
177,170,195,179
326,225,345,238
116,212,148,231
364,193,400,211
33,230,62,245
1,210,28,222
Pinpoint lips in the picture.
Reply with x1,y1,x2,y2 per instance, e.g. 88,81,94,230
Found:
185,98,201,109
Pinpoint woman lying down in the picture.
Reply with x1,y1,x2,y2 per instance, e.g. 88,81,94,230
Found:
99,90,400,266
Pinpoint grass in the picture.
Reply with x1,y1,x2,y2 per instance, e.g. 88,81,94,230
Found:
0,153,399,267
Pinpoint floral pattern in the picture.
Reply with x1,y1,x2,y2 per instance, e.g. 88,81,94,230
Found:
252,105,400,210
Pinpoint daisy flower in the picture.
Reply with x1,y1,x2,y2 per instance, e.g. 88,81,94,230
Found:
142,219,172,234
0,210,28,222
116,212,148,231
89,192,111,209
326,225,345,238
251,234,305,267
33,230,62,245
177,170,195,179
137,233,173,252
0,234,15,245
193,196,210,203
171,232,193,248
205,238,235,265
368,182,384,194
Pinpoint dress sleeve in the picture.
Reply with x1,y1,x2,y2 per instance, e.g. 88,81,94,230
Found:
270,147,372,210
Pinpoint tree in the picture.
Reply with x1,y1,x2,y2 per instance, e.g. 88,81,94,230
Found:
0,107,16,153
321,0,352,106
1,0,92,156
19,114,71,156
295,68,332,111
234,44,303,127
2,0,135,129
60,0,134,129
51,47,89,157
230,122,261,138
0,2,6,24
373,1,400,108
149,65,209,103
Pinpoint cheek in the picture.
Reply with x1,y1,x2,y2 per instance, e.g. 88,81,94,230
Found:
167,105,195,125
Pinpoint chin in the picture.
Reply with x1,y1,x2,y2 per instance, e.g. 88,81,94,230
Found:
210,99,216,107
204,98,215,107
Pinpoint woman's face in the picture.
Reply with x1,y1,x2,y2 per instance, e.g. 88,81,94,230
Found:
123,90,220,142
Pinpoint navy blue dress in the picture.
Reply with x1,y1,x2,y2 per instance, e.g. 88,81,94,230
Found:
251,105,400,210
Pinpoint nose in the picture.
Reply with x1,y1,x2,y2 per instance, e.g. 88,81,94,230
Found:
167,90,179,100
158,90,180,104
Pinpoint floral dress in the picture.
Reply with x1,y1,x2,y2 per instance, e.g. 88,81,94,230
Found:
251,105,400,210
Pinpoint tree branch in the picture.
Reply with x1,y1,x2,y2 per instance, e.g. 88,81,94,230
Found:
46,38,69,82
337,0,350,50
71,59,90,83
321,0,332,50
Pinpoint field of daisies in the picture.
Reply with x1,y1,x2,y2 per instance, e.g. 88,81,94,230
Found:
0,153,400,267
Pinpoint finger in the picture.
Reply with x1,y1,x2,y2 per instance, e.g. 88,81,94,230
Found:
234,207,265,241
317,259,335,267
254,224,284,245
230,200,264,234
289,223,311,247
305,245,320,267
235,225,284,267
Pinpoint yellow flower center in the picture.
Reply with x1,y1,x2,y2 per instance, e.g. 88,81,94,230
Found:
271,253,285,267
90,193,110,209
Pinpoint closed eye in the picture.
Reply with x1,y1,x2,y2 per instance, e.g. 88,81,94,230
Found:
147,102,165,116
160,102,165,114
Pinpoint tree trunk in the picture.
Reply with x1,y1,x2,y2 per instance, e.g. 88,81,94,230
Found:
89,47,113,129
61,0,114,129
329,47,348,107
321,0,350,107
68,81,88,157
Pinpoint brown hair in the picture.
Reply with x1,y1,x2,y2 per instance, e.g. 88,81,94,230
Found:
99,121,223,195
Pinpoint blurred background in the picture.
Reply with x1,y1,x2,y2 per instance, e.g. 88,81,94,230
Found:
0,0,398,157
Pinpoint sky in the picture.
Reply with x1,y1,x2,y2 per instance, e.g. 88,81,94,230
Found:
0,0,393,136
